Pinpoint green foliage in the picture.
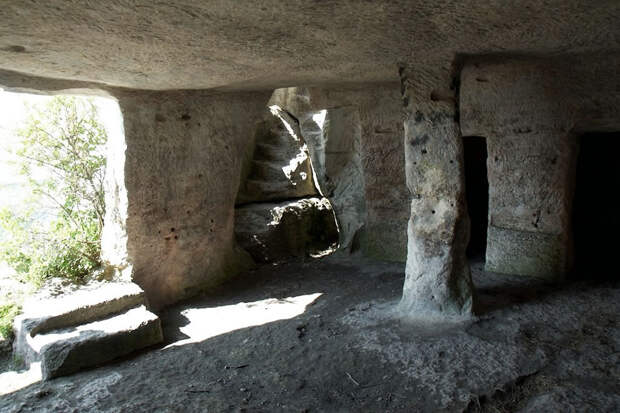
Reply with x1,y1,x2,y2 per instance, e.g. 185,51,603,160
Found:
0,304,20,339
0,96,107,286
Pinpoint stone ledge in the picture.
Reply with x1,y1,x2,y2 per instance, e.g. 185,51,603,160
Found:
17,282,145,338
37,306,162,379
13,281,163,379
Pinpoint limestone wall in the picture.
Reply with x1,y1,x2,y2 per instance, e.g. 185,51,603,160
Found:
107,90,270,308
460,54,620,278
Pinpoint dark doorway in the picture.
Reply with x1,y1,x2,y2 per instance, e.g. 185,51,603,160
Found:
463,136,489,259
572,132,620,279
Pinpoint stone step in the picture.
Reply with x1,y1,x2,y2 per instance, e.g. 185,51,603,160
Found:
253,141,300,162
244,178,292,196
241,178,316,203
12,281,164,379
250,159,289,181
29,305,162,379
255,122,292,146
15,282,146,344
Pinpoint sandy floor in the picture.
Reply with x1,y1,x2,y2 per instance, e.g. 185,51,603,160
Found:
0,256,618,412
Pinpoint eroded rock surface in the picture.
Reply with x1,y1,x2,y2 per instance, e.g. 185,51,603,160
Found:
293,106,367,252
398,66,474,320
234,106,336,262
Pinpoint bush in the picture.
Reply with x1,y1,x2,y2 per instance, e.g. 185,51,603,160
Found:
0,304,20,339
0,96,107,286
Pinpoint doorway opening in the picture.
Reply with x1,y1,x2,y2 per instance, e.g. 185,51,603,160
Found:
463,136,489,259
572,131,620,280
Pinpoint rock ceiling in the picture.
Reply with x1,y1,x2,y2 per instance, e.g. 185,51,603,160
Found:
1,0,618,91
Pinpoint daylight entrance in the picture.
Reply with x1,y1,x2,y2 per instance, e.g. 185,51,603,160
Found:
572,132,620,279
463,136,489,260
0,90,160,390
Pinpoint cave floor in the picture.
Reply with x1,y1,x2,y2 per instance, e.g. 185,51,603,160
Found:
1,256,619,412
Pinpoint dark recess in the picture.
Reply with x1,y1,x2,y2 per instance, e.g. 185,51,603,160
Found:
572,132,620,280
464,136,489,259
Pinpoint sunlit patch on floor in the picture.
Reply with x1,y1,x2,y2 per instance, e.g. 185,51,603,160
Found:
310,244,339,258
166,293,323,348
0,362,42,395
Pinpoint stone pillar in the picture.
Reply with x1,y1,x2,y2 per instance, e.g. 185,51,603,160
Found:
103,90,270,309
485,132,576,278
398,67,475,320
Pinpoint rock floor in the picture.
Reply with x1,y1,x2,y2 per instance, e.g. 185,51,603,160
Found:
0,256,618,412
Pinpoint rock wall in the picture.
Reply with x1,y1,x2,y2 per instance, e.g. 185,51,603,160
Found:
460,54,620,278
321,107,366,251
270,84,409,261
398,65,474,320
484,134,577,278
294,106,365,252
104,90,271,309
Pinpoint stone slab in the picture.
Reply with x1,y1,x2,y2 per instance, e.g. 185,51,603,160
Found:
13,281,148,366
34,306,162,379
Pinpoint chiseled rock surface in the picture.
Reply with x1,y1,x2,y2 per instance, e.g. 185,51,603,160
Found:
483,132,575,278
358,90,408,262
320,107,366,252
485,226,567,279
0,259,617,411
235,197,338,262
